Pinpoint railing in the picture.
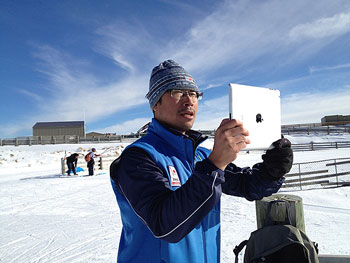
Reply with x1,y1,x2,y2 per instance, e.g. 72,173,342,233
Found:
282,125,350,135
282,157,350,190
291,141,350,151
0,135,140,146
319,255,350,263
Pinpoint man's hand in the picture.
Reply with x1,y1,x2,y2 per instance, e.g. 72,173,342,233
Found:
261,138,293,179
208,119,250,170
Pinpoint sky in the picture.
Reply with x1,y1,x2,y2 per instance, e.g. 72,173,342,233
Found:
1,0,350,138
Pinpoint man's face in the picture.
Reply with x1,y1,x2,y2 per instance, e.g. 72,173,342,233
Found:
153,90,199,133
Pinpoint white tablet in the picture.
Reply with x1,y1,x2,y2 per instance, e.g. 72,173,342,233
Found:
228,83,281,150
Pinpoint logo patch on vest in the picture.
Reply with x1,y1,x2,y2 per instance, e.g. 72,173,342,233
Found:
168,166,181,187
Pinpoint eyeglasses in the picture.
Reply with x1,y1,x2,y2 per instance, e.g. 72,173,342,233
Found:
169,89,203,102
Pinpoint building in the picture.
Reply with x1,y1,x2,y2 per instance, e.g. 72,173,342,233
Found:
321,115,350,126
33,121,85,137
86,131,104,138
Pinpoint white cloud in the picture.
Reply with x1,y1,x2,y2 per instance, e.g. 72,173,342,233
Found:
289,12,350,42
309,63,350,74
4,0,350,138
97,118,151,134
0,117,39,139
16,89,43,102
94,22,157,74
162,1,350,80
31,45,149,124
194,95,228,130
282,88,350,124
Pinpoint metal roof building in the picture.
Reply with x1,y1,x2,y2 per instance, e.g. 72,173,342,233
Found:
321,115,350,126
33,121,85,137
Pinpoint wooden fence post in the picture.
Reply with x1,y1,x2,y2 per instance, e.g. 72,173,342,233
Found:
256,194,305,232
99,157,103,170
61,158,65,175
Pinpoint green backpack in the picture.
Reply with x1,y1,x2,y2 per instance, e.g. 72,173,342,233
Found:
234,200,319,263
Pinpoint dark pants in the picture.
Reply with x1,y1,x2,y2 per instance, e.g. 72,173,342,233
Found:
67,162,76,175
87,160,94,175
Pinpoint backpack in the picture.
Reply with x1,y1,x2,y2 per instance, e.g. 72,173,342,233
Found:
234,200,319,263
85,152,91,162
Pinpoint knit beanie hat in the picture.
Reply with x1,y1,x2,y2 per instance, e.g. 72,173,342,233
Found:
146,60,200,109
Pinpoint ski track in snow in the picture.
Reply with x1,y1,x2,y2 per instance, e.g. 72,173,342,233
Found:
1,139,350,262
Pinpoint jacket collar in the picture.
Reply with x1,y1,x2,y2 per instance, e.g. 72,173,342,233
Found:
149,118,208,149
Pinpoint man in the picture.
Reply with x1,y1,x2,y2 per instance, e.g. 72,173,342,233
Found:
110,60,293,263
86,148,101,176
66,153,79,175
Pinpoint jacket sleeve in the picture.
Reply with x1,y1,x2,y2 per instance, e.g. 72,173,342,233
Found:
222,162,284,201
110,147,225,243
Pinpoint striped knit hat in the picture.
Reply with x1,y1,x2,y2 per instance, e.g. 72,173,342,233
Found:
146,60,199,109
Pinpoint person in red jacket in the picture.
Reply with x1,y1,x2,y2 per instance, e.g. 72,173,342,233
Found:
86,148,101,176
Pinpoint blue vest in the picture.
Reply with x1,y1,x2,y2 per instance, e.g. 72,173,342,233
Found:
112,119,221,263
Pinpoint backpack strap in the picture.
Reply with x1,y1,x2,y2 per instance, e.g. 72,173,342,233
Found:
265,200,297,227
233,240,248,263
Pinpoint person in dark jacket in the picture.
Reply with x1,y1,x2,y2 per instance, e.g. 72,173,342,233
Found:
66,153,79,175
110,60,293,263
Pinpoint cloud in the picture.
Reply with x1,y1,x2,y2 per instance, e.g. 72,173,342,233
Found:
282,88,350,124
309,63,350,74
94,22,158,74
289,12,350,42
16,89,43,102
194,95,228,130
0,124,30,139
97,118,151,134
30,45,149,123
161,0,350,82
4,0,350,138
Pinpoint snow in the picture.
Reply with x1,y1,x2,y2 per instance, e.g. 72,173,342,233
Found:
1,134,350,262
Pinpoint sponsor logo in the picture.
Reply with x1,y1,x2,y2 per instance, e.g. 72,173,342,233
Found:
168,166,181,187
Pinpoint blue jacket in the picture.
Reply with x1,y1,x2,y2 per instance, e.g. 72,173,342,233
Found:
110,118,283,263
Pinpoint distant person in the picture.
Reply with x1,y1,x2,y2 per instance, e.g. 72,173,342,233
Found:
66,153,79,176
85,148,101,176
110,60,293,263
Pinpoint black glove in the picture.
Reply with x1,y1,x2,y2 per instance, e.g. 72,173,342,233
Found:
261,138,293,179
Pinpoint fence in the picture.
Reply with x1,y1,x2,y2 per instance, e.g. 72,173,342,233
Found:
291,141,350,151
282,157,350,190
282,125,350,135
63,154,350,191
0,135,139,146
61,155,118,175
